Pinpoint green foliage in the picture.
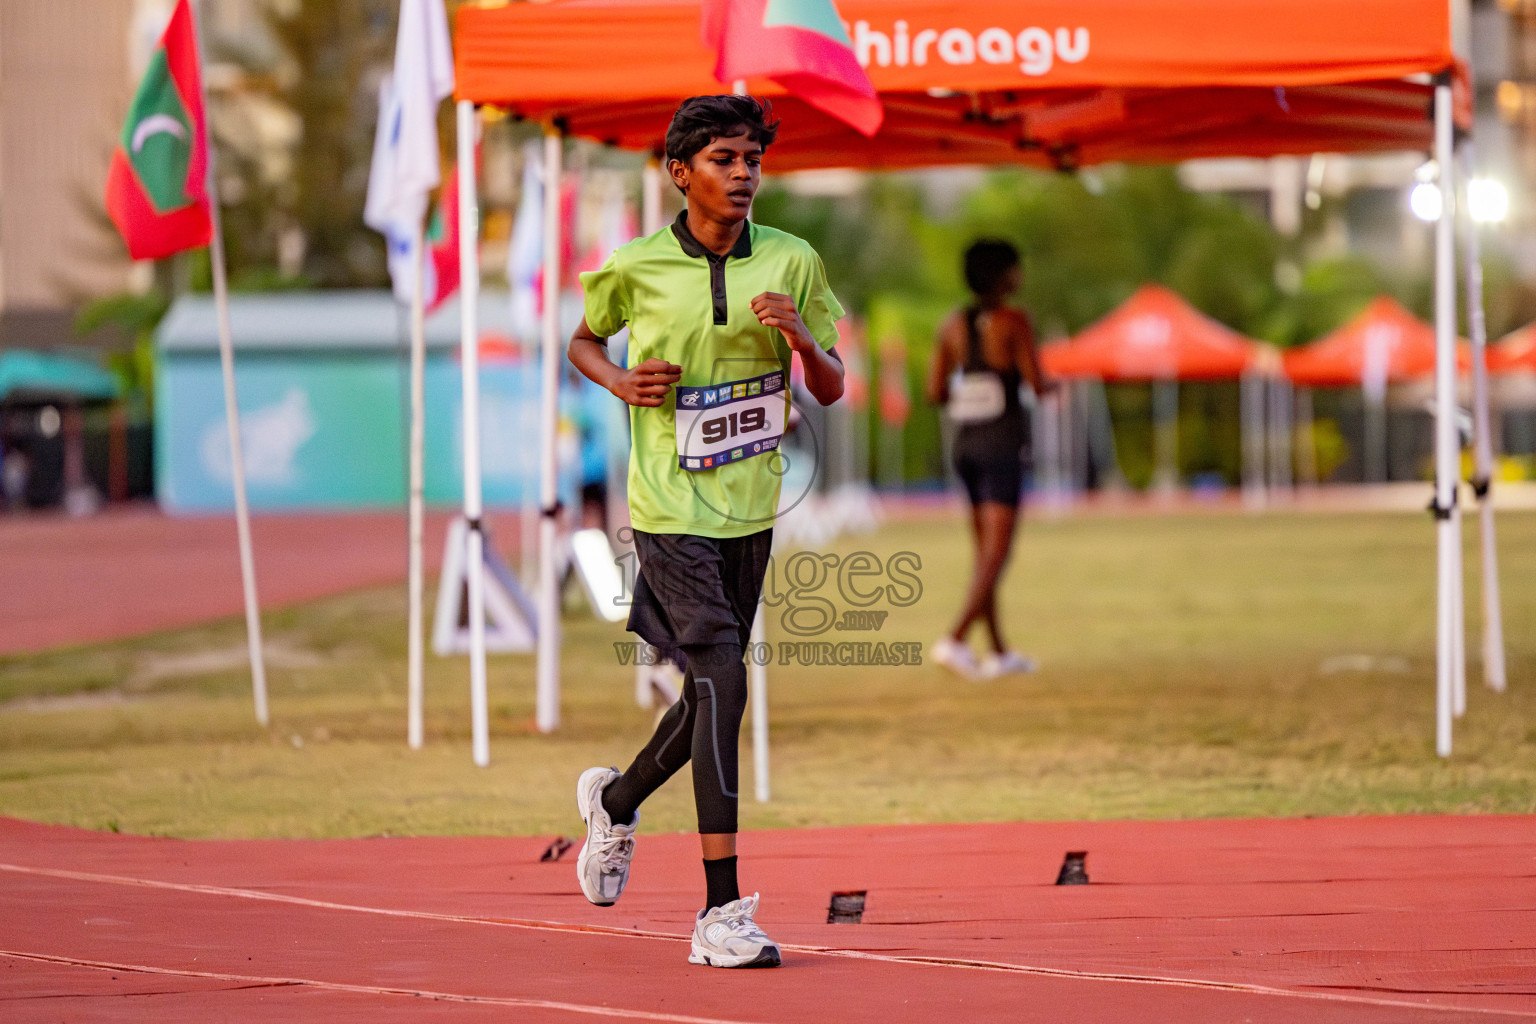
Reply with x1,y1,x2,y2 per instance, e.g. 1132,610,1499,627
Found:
211,0,396,288
1306,417,1351,481
75,291,170,410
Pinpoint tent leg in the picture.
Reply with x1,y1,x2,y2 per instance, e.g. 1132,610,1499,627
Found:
1268,375,1292,492
535,124,565,735
1295,387,1318,486
1241,370,1265,508
1153,379,1178,497
1432,81,1459,757
1459,140,1507,693
642,157,665,235
457,102,490,767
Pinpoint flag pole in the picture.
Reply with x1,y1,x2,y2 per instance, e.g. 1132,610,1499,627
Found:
1459,141,1507,694
193,0,268,726
535,123,564,734
407,220,428,749
457,100,490,767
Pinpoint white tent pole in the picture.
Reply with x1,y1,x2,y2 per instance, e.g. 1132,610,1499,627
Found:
1459,141,1507,693
457,101,491,767
750,605,770,802
1268,374,1292,491
407,220,427,749
195,1,268,727
1240,370,1264,508
535,124,564,734
634,156,665,709
642,156,665,235
1432,81,1459,757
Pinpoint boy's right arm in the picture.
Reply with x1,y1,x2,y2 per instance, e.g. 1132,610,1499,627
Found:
568,317,683,408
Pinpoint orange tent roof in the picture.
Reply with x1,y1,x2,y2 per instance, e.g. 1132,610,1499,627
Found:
1489,323,1536,374
1039,285,1263,382
455,0,1459,171
1281,297,1466,386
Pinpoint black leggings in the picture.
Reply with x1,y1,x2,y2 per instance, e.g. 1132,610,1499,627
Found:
604,527,771,835
606,642,747,834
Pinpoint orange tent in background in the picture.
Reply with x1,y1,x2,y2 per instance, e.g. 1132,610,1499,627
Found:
1282,297,1465,387
1489,323,1536,374
1040,285,1264,382
454,0,1462,171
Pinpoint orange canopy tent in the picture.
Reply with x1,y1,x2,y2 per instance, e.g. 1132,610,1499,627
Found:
1040,285,1264,382
1282,296,1467,387
1489,323,1536,374
448,0,1482,753
454,0,1462,171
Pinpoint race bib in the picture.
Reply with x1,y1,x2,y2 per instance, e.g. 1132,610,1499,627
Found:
674,370,787,471
948,370,1006,424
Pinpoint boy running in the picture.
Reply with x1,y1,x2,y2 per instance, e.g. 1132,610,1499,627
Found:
568,95,845,968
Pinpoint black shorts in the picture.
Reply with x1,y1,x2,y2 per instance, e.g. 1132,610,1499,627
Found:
626,528,773,658
956,451,1025,507
953,414,1030,507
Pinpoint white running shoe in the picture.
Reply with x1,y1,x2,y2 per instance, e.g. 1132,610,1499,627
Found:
931,637,980,679
981,650,1039,678
688,893,782,968
575,766,637,907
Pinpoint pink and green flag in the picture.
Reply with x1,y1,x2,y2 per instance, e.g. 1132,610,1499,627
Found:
104,0,212,260
702,0,883,137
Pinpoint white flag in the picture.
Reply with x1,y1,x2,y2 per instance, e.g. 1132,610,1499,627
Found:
506,141,545,342
365,0,455,302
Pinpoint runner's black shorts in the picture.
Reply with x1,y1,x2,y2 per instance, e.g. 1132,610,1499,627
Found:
954,416,1031,507
626,528,773,661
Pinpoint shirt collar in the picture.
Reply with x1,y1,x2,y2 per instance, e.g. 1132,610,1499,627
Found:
671,210,752,260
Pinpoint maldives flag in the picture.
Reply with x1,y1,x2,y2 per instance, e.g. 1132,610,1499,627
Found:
424,164,461,313
104,0,211,260
702,0,883,137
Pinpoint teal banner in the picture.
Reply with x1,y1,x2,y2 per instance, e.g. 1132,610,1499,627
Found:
157,353,590,512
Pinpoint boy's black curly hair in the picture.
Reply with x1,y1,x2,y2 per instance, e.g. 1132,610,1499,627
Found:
963,239,1022,296
664,95,780,168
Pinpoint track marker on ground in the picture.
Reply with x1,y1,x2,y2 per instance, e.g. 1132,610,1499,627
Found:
4,861,1533,1018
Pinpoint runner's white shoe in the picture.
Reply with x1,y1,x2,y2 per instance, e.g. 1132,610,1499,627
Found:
688,893,782,968
981,650,1039,678
575,766,637,907
931,637,981,679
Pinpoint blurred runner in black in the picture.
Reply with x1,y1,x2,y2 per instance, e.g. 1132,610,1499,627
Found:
926,239,1051,680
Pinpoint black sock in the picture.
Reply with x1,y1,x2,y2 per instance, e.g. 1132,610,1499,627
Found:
600,782,639,827
703,855,740,910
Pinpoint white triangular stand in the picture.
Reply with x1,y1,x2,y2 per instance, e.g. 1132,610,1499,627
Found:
634,654,682,711
565,528,631,624
432,516,537,655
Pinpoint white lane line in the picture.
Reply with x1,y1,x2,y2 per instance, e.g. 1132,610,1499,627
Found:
3,861,1532,1019
0,950,768,1024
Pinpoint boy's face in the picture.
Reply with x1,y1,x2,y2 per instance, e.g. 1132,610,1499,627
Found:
669,133,762,222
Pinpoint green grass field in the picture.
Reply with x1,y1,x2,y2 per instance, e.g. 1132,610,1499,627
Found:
2,509,1533,839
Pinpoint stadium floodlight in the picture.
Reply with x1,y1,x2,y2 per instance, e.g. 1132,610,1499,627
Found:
1468,177,1510,224
1410,181,1443,222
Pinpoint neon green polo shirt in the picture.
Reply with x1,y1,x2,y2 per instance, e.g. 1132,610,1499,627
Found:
580,213,843,538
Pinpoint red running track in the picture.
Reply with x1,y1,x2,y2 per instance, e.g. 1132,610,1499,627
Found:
2,814,1534,1022
0,507,481,655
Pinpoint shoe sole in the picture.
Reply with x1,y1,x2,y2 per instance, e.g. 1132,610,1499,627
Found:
575,768,616,907
688,946,782,968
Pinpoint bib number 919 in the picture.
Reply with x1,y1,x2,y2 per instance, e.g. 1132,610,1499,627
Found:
701,406,768,444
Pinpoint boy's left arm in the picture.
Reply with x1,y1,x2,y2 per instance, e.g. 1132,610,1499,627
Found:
749,292,844,405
